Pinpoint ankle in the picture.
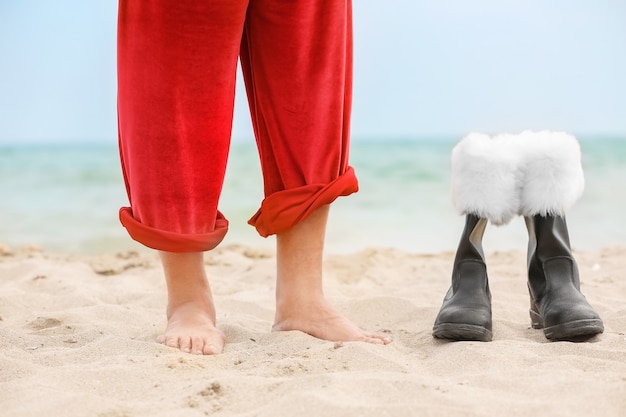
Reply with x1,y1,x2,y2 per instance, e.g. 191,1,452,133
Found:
166,296,216,322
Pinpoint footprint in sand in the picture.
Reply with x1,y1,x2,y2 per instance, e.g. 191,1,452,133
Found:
28,317,63,330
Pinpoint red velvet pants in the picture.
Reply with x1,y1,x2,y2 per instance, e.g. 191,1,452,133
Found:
117,0,357,252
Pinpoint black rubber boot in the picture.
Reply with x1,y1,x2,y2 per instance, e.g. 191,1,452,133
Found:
525,215,604,341
433,214,492,342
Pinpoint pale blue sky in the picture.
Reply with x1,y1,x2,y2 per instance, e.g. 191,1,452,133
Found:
1,0,625,144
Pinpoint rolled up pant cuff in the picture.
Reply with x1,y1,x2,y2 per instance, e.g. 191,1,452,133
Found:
119,207,229,252
248,166,358,237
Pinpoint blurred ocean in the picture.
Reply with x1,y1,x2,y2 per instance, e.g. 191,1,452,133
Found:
1,137,625,256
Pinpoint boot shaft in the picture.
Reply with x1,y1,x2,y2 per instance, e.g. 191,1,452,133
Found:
525,214,581,294
450,214,489,296
525,214,572,259
453,214,487,266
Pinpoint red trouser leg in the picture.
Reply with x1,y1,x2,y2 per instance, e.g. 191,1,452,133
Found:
243,0,358,237
117,0,248,252
117,0,358,251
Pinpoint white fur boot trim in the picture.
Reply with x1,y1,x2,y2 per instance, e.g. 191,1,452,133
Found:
515,131,585,217
451,133,524,225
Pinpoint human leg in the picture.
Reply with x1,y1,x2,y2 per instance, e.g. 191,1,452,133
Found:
157,251,225,354
117,0,247,248
240,1,389,344
241,0,358,236
117,0,248,353
273,205,391,344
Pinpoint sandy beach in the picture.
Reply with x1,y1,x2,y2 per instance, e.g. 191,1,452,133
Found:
0,242,624,417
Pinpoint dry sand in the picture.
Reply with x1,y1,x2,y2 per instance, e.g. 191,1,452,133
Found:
1,243,624,417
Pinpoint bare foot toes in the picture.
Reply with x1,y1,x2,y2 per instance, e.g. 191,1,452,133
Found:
158,302,226,355
362,332,392,345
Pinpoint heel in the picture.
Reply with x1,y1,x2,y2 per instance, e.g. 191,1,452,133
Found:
529,301,543,329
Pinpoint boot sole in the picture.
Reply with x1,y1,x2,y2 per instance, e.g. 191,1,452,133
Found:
543,319,604,341
530,310,604,341
432,323,492,342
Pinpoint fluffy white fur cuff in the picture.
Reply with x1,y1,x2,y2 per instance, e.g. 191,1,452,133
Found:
451,132,524,225
451,131,585,224
516,131,585,217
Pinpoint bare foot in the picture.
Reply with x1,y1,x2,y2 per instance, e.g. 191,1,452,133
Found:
157,251,225,355
157,301,226,355
273,299,392,345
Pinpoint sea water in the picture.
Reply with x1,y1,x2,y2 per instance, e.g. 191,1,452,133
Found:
1,137,625,255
